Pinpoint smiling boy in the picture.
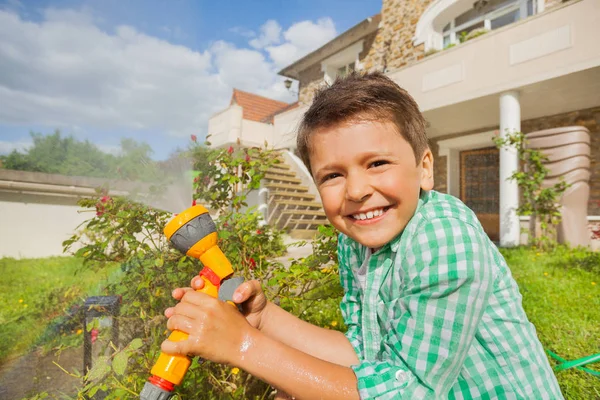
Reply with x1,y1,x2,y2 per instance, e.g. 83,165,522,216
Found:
162,72,563,399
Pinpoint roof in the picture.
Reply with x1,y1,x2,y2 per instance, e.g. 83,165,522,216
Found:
279,14,381,80
231,89,291,123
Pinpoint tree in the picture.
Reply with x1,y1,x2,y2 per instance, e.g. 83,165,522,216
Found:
1,130,164,182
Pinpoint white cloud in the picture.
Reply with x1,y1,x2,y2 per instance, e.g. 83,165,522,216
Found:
211,41,278,93
249,20,282,49
0,9,334,157
266,18,337,69
0,9,228,139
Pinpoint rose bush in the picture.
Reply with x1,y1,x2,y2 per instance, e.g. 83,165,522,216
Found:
52,139,343,399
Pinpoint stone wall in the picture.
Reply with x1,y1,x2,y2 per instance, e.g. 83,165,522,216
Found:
298,63,325,105
362,0,434,73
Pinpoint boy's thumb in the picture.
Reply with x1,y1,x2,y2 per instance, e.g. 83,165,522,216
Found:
232,283,249,302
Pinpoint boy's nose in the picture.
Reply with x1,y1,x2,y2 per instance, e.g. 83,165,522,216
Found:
345,174,372,202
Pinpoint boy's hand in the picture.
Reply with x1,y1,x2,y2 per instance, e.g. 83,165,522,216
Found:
180,276,269,331
162,290,251,364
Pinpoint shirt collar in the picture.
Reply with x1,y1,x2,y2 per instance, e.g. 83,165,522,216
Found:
388,189,430,253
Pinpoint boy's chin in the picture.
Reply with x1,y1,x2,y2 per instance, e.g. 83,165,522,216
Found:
346,232,396,250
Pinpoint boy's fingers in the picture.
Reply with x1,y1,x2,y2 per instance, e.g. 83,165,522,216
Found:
180,290,213,306
161,337,191,356
166,314,194,333
171,287,193,300
232,280,261,303
191,276,205,289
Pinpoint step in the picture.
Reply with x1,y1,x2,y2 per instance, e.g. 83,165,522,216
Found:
269,191,316,201
287,219,329,225
270,162,291,170
264,174,302,184
266,168,296,177
265,183,309,192
282,210,326,217
289,229,321,239
274,200,323,209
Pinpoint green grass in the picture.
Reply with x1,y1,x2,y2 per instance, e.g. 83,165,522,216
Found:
501,246,600,399
1,248,599,398
0,256,118,364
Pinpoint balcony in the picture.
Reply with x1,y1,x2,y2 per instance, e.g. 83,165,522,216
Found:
387,0,600,138
208,104,275,149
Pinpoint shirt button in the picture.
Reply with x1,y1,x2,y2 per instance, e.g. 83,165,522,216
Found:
395,370,408,382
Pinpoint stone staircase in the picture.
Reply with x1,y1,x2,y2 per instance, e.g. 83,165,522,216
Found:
264,156,328,238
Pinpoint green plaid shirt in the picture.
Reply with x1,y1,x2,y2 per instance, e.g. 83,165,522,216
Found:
338,190,563,399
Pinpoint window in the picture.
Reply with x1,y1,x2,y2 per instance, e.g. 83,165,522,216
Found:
441,0,535,48
321,40,363,84
337,62,355,77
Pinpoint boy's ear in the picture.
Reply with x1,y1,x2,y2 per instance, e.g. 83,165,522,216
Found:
420,149,434,191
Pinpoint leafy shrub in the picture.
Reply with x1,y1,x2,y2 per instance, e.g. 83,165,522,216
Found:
494,131,569,249
464,27,489,41
54,140,342,399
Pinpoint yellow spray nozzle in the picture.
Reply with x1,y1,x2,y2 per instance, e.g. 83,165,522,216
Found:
163,204,233,280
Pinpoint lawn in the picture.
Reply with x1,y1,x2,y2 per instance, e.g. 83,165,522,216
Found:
0,256,118,364
501,246,600,399
0,247,598,399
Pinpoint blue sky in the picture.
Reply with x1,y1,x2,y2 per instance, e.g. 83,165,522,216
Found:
0,0,381,160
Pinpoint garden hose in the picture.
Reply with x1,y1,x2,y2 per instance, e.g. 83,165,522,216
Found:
547,350,600,377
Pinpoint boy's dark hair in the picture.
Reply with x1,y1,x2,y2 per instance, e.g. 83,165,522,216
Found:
296,71,429,174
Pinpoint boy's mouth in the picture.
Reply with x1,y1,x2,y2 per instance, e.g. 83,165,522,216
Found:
349,206,391,221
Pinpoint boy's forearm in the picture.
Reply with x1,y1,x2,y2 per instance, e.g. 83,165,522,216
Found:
236,327,360,400
260,300,359,367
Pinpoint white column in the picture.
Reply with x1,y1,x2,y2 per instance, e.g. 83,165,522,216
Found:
499,91,521,247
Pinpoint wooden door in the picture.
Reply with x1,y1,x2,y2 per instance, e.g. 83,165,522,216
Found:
460,147,500,242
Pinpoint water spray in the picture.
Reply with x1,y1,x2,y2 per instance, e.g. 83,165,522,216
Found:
140,203,243,400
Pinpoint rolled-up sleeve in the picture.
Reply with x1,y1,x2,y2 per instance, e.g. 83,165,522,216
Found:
351,217,494,399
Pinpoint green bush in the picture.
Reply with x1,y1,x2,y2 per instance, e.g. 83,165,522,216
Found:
54,141,342,399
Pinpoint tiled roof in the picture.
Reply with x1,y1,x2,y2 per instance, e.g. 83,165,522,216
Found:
231,89,291,123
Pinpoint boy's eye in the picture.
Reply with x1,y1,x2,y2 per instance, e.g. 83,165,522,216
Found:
370,160,389,168
321,173,341,183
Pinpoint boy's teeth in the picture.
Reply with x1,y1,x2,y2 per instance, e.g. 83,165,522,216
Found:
353,208,384,220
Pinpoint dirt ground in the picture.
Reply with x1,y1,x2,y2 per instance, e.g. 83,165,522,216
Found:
0,346,82,399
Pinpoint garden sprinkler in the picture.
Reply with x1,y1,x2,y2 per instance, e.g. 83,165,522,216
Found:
140,203,243,400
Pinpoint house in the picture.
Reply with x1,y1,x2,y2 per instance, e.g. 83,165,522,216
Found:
208,89,298,149
208,0,600,245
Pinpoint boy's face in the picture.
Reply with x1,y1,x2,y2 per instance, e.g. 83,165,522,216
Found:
310,120,433,250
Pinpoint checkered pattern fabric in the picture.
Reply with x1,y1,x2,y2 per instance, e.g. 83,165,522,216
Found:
338,190,563,399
